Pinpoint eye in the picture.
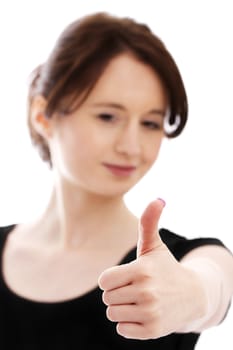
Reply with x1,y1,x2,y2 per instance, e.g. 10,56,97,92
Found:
142,121,163,130
97,113,116,122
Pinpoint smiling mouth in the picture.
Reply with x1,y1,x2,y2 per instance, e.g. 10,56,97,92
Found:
103,163,137,177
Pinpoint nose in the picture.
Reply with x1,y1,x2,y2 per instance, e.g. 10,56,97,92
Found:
114,122,141,157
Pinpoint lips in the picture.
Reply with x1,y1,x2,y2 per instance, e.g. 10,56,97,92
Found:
103,163,137,177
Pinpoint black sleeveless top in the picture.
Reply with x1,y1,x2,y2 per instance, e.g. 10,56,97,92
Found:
0,225,226,349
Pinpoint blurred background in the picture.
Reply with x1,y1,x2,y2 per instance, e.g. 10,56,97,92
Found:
0,1,232,348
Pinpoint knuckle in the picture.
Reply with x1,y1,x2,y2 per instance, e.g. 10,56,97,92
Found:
143,303,163,323
136,262,153,280
144,314,164,339
138,288,157,304
149,323,163,339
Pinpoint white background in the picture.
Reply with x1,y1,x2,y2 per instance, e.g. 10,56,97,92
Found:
0,1,232,348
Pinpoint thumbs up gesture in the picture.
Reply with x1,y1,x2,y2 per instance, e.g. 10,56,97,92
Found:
98,199,206,339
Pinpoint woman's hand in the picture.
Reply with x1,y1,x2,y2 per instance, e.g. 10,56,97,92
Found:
98,199,207,339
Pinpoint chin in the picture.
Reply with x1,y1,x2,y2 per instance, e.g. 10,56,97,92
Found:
81,181,133,198
99,182,138,198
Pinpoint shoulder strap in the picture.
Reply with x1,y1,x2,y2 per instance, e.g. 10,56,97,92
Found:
0,225,16,291
0,225,16,249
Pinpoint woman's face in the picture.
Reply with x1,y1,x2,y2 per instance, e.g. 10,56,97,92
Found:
48,53,168,197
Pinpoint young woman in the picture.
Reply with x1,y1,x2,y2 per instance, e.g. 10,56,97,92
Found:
0,12,232,349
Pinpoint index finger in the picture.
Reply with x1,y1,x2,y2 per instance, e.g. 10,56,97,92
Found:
98,262,134,291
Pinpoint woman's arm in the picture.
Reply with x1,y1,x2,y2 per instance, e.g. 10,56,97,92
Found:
99,200,233,339
179,245,233,332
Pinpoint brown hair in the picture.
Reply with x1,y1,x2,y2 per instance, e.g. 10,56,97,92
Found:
28,12,188,167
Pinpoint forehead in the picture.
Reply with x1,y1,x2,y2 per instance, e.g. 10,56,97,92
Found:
84,53,168,109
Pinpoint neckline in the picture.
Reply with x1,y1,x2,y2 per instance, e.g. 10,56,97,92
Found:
0,224,136,306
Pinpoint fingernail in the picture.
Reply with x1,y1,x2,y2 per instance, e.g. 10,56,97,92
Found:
157,198,166,207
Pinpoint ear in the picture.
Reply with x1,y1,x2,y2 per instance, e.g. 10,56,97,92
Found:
30,95,52,140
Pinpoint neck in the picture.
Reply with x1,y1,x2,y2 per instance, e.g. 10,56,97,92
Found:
32,179,138,250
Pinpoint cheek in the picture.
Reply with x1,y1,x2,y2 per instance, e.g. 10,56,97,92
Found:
144,137,163,165
50,126,82,167
54,125,109,164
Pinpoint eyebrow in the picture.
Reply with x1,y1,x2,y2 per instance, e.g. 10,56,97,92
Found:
90,102,166,117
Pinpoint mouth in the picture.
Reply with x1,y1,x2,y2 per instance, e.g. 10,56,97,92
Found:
103,163,137,177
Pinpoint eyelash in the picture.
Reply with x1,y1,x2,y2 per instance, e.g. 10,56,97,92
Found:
98,113,115,122
141,121,162,130
97,113,162,130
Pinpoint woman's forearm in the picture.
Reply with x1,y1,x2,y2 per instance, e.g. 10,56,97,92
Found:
179,246,233,333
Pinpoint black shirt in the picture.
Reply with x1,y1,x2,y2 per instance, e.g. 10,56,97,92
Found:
0,225,226,349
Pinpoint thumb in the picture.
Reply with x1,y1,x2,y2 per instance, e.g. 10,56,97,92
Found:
137,198,166,258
